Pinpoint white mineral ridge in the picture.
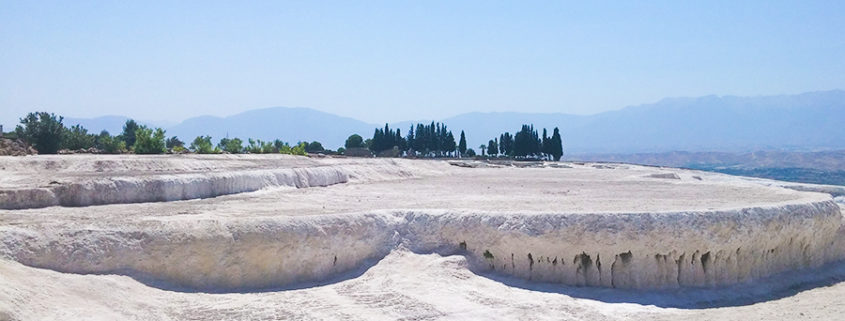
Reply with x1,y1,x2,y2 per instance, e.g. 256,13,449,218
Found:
0,155,844,320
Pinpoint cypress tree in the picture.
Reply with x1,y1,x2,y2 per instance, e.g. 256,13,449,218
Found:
445,131,456,156
407,126,415,155
458,130,467,156
487,139,498,157
550,127,563,161
542,128,550,159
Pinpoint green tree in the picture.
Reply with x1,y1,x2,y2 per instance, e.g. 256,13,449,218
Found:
133,126,167,154
479,144,486,156
62,124,96,150
550,127,563,161
513,124,541,157
444,131,456,157
96,131,126,154
261,140,275,153
345,134,365,149
218,137,243,154
487,139,498,157
458,130,467,156
246,138,262,153
305,141,324,153
273,139,286,153
190,136,215,154
121,119,140,148
165,136,184,149
15,112,65,154
291,142,307,155
465,148,476,157
278,143,292,154
499,132,513,156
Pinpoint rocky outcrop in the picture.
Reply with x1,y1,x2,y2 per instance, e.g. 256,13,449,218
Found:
0,138,37,156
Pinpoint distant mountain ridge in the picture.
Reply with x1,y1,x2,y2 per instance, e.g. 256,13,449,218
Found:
60,90,845,152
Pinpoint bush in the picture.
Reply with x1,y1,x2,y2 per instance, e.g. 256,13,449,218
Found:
15,112,65,154
278,143,292,154
121,119,140,148
165,136,184,149
190,136,216,154
260,140,275,153
96,132,126,154
245,138,276,154
291,142,307,156
246,138,261,153
62,124,96,150
218,137,243,154
465,148,476,157
133,126,167,154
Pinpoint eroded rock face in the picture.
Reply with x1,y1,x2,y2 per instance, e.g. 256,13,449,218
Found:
2,202,841,291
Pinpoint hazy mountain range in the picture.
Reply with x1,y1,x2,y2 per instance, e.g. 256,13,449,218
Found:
62,90,845,153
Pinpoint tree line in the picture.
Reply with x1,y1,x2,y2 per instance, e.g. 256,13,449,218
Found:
481,125,563,161
356,122,563,160
7,111,564,160
366,122,459,157
7,112,328,155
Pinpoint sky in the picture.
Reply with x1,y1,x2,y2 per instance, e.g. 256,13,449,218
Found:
2,1,845,127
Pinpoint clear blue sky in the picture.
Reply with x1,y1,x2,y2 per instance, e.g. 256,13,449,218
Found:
2,1,844,127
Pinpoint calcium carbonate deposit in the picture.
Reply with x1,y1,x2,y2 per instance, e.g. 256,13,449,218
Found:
1,155,844,320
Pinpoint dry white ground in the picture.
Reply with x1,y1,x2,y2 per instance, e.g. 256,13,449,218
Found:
1,155,843,320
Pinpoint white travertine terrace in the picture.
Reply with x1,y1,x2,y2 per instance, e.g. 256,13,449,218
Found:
0,155,842,296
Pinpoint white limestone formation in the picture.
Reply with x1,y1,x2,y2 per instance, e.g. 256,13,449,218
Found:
0,156,842,294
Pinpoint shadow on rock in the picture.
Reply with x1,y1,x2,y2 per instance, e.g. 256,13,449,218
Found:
477,260,845,309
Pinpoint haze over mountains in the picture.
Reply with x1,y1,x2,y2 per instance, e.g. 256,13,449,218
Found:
62,90,845,153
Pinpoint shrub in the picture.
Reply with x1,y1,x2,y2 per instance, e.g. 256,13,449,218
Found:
96,131,126,154
62,124,96,150
291,142,307,155
218,137,243,154
133,126,167,154
190,136,216,154
246,138,261,153
278,143,292,154
121,119,139,148
165,136,184,149
261,140,275,153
